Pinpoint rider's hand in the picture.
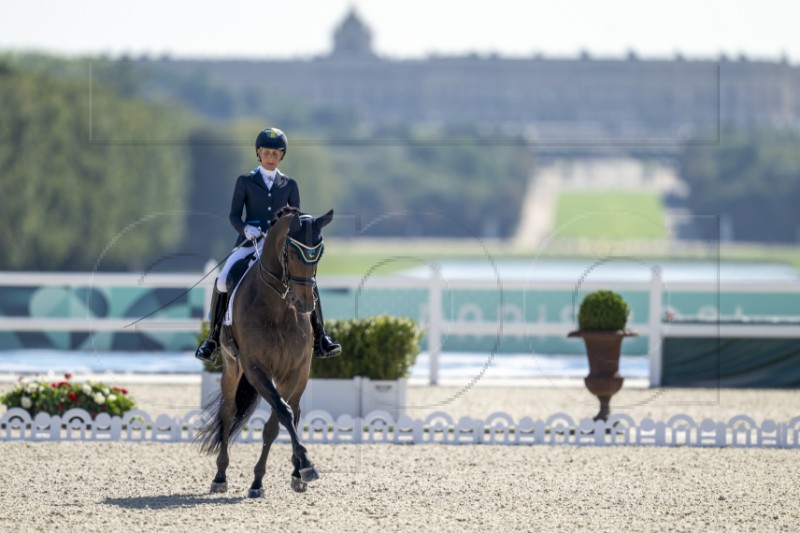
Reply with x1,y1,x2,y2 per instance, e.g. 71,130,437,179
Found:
243,225,261,240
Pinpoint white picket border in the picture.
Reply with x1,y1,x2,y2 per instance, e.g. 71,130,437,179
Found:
2,407,799,448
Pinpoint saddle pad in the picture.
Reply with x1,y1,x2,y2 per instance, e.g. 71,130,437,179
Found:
222,258,258,326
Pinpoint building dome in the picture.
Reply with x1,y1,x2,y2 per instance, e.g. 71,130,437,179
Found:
332,9,374,58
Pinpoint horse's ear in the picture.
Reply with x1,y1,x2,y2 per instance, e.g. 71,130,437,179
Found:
313,209,334,231
289,212,302,233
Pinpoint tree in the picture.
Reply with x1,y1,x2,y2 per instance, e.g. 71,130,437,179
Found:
679,129,800,243
0,67,192,270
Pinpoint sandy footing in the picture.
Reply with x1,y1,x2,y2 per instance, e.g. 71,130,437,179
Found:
1,377,798,532
1,441,798,532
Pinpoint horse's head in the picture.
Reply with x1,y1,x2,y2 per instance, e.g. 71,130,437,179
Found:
266,207,334,313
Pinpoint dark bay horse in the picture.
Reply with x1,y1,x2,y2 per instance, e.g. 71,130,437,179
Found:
198,206,334,497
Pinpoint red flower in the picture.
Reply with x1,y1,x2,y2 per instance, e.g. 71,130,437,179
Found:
64,373,73,380
68,392,78,402
112,387,129,395
51,383,58,388
57,403,63,412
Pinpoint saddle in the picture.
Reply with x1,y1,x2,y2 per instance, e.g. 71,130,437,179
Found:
225,255,254,293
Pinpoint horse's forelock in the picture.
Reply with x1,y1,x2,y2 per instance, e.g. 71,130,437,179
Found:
288,215,322,246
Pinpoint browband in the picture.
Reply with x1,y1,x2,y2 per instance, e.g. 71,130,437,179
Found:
288,237,324,264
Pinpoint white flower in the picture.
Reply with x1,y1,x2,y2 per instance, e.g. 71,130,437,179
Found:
107,394,117,403
102,387,109,396
93,393,106,405
20,396,32,409
82,384,92,395
26,383,38,394
37,385,44,393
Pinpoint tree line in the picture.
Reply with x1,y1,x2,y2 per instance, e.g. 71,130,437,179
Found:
1,54,533,271
3,53,799,272
678,128,800,243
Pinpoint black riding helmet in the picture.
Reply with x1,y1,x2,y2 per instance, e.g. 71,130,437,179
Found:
255,127,288,160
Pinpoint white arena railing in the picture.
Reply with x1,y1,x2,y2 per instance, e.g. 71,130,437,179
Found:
2,407,800,448
3,268,800,386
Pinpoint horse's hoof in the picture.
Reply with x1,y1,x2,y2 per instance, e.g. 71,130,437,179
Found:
247,488,264,498
299,465,319,483
291,477,307,493
210,481,228,493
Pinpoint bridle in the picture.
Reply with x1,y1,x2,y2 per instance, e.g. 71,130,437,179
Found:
254,232,324,301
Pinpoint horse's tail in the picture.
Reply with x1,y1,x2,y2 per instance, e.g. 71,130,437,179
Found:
196,374,261,455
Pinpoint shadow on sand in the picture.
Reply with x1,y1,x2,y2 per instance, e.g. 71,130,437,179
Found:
103,493,245,509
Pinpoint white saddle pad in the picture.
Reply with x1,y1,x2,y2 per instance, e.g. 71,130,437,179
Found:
222,258,258,326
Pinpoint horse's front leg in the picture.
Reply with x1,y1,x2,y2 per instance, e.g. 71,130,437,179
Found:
248,411,279,498
247,369,319,486
288,399,309,493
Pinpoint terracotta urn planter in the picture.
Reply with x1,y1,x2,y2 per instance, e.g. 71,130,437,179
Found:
569,289,636,422
568,329,638,421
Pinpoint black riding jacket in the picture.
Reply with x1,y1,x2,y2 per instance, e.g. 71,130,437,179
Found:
229,169,300,246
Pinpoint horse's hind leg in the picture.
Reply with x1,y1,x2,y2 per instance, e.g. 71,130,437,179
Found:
211,368,239,493
248,411,279,498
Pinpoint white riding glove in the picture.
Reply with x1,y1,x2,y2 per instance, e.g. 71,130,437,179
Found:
243,225,261,241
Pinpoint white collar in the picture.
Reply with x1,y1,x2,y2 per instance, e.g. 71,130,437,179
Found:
259,166,278,180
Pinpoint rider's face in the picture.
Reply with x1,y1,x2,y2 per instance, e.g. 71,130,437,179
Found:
257,148,284,170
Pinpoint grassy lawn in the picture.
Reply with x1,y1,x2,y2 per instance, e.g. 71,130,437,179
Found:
553,192,668,240
316,192,800,276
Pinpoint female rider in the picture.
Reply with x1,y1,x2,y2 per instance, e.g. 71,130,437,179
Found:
195,127,341,362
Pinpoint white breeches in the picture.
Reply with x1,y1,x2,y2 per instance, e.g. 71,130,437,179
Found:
217,239,264,292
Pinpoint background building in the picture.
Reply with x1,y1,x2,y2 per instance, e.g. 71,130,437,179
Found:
151,9,800,148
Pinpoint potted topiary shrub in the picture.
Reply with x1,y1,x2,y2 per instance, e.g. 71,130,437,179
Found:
568,290,637,421
304,315,423,419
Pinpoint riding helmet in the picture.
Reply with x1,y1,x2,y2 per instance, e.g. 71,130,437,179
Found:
255,127,288,159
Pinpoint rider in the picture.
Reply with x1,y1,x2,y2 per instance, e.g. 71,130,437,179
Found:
195,127,342,363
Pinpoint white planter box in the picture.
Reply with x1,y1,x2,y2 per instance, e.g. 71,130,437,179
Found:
361,378,407,419
299,377,362,419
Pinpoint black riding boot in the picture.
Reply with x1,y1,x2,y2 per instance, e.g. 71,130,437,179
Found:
195,282,228,363
311,285,341,359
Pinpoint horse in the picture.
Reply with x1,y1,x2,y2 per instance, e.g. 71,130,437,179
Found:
198,206,334,497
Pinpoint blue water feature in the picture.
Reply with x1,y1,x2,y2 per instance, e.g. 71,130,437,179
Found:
403,259,800,282
0,349,649,379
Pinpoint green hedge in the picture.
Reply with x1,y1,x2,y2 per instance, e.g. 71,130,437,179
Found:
312,316,423,380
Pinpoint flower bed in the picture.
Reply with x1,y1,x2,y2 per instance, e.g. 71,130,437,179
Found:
0,373,136,418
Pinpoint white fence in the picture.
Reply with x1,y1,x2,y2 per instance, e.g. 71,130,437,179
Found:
2,407,799,448
3,268,800,386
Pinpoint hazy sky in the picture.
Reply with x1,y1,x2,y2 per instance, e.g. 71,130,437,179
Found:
1,0,798,62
